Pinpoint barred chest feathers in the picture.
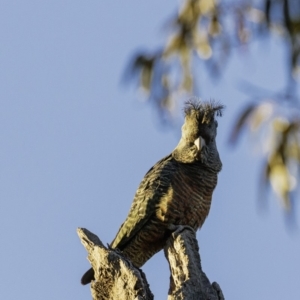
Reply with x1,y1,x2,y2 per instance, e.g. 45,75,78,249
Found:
156,161,219,230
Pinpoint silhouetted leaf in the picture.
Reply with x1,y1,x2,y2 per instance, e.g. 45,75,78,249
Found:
229,103,257,144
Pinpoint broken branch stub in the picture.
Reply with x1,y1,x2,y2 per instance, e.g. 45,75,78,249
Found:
164,225,224,300
77,228,153,300
78,226,224,300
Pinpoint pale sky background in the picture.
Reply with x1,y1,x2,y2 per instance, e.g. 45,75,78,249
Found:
1,1,300,300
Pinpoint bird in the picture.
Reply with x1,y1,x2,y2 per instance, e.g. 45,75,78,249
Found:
81,99,224,285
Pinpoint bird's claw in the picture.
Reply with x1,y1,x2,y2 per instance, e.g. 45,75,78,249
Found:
168,224,195,239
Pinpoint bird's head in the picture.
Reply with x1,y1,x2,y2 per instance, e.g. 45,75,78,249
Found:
182,99,224,149
173,99,224,164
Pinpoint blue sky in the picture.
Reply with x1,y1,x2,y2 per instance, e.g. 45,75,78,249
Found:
0,1,299,299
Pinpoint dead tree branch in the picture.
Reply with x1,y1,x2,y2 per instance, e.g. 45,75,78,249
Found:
164,225,224,300
78,227,224,300
77,228,153,300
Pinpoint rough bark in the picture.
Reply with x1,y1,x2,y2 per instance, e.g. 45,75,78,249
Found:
164,225,224,300
78,227,224,300
77,228,153,300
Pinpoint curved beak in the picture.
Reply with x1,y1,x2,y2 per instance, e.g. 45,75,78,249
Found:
194,136,206,150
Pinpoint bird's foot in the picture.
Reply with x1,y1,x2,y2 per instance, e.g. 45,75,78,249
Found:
167,224,195,239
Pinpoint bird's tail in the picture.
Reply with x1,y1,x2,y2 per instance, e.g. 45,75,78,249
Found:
81,267,94,285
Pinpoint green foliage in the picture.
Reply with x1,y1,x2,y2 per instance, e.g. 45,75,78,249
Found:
124,0,300,211
230,101,300,209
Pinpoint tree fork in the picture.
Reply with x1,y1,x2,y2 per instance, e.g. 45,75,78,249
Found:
78,227,224,300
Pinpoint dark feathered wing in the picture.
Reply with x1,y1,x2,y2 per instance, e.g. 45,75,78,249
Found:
81,154,176,285
110,154,175,250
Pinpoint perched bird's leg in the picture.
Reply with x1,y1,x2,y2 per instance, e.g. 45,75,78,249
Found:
167,224,196,239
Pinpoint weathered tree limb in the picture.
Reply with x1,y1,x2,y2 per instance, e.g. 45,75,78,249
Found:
78,227,224,300
164,225,224,300
77,228,153,300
